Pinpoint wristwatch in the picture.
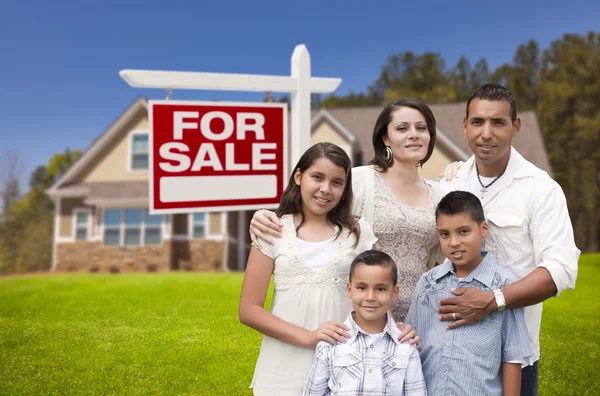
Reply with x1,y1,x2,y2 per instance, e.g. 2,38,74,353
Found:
492,289,506,311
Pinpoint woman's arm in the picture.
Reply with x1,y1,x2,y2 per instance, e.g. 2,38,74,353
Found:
249,210,282,246
239,247,349,348
501,362,521,396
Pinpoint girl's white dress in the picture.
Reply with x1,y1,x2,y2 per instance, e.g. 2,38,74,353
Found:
250,214,377,395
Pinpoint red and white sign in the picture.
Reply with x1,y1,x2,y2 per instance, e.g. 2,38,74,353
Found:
149,100,288,214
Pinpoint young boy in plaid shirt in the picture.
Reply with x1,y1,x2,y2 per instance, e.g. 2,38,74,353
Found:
302,250,427,396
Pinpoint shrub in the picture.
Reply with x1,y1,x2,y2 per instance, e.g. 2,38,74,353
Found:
147,264,157,273
109,265,120,274
89,266,99,273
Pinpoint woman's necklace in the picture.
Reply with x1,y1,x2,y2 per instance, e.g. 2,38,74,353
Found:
476,162,507,199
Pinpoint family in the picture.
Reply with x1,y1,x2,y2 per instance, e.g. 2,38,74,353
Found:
238,83,580,395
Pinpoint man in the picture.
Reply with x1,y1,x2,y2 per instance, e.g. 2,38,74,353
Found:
438,83,580,396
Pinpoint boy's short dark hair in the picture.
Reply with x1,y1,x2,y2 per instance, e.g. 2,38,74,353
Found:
349,250,398,285
466,83,517,123
436,191,485,224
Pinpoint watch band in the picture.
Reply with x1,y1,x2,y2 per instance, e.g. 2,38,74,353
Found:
493,289,506,311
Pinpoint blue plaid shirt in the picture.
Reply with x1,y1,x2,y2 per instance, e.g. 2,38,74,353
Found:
302,312,427,395
405,252,531,396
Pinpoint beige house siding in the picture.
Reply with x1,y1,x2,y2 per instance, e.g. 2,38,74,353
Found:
419,145,454,180
312,120,348,146
79,114,149,183
59,198,95,238
209,212,222,235
311,120,352,159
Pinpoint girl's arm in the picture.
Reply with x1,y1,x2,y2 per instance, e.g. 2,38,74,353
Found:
501,362,521,396
239,247,348,348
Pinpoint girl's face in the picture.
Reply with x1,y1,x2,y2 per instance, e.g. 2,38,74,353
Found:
294,158,347,218
384,106,431,165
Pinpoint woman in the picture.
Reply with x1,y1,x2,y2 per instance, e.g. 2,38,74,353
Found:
251,98,445,322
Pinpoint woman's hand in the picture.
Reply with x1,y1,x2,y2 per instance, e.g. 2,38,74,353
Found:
396,322,421,349
307,321,350,348
439,161,464,181
249,209,284,246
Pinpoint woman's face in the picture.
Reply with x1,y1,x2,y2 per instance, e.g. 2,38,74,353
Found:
383,106,431,165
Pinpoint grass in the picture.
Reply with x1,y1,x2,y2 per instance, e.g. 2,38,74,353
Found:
0,254,598,395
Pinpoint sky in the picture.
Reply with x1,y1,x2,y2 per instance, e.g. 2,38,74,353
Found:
1,0,598,190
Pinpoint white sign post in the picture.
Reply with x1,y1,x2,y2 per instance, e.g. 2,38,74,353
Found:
120,44,341,168
120,44,341,271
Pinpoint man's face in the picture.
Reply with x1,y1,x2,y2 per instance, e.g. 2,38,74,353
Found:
464,98,520,167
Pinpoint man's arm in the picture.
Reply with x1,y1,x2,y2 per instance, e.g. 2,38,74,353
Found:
438,181,580,328
501,362,521,396
302,343,332,396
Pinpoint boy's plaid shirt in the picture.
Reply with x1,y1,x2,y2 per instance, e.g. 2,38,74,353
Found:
302,312,427,396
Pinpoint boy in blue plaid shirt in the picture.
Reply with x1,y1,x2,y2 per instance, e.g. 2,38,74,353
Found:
302,250,427,396
405,191,531,396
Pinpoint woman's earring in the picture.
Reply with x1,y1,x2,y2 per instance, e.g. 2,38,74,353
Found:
384,146,393,165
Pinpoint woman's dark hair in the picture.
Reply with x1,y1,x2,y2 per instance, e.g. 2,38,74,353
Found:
370,98,437,172
276,142,360,245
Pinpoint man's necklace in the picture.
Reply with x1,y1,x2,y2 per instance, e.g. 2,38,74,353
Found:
476,163,507,199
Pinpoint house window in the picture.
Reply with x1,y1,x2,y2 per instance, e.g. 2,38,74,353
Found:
130,133,149,170
144,209,162,245
192,212,206,238
74,209,91,241
103,209,121,246
103,208,162,246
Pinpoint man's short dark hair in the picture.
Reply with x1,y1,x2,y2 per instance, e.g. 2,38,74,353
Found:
435,191,486,224
466,83,517,123
349,250,398,285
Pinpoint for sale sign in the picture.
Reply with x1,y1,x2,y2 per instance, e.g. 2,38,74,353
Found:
149,100,288,214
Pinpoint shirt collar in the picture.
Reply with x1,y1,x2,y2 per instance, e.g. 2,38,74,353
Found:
434,252,497,289
457,147,538,182
345,311,401,345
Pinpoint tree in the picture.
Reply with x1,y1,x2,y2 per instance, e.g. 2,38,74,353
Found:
537,31,600,252
491,40,541,111
448,56,472,102
0,148,83,274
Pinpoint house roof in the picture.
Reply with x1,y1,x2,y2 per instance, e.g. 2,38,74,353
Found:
323,103,553,175
46,96,148,196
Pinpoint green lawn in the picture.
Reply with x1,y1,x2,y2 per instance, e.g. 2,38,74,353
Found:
1,254,598,395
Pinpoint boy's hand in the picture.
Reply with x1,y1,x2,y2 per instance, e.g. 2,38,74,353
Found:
396,323,421,349
437,287,496,329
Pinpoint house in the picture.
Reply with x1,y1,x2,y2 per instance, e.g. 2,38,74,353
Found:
46,97,552,273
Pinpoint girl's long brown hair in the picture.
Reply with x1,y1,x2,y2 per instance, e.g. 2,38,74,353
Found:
276,142,361,246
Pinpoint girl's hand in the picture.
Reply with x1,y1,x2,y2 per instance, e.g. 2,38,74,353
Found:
308,321,350,347
249,209,283,246
396,322,421,349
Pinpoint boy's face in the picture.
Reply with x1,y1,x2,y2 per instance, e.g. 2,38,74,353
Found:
347,263,399,323
436,212,489,274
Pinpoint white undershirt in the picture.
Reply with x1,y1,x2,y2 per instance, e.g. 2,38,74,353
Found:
296,236,335,272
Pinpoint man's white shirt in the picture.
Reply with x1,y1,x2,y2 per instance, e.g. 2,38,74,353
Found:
439,147,580,363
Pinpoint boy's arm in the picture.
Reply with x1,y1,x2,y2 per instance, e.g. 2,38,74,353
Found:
403,347,427,395
501,362,521,396
302,343,332,396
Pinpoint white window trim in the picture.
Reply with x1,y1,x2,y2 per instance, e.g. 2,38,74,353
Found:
72,208,92,242
102,208,163,247
127,130,149,173
188,212,210,240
